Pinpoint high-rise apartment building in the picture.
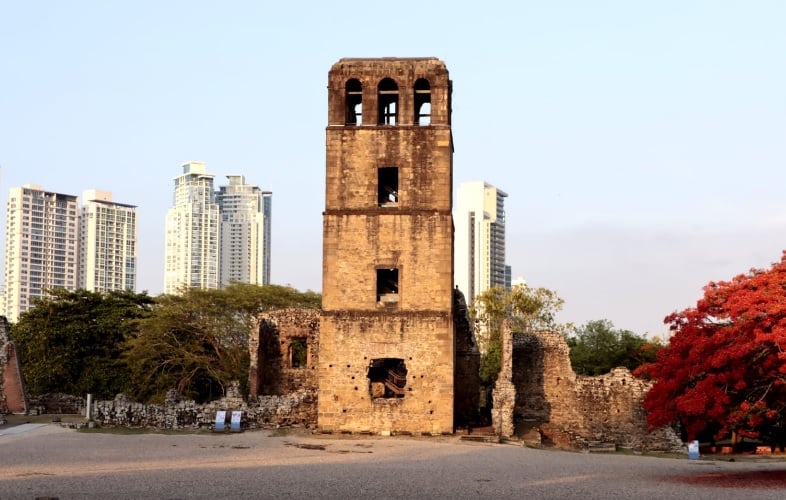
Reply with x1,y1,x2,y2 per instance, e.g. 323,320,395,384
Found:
78,189,138,292
164,161,220,294
2,185,79,322
216,175,272,286
453,181,508,304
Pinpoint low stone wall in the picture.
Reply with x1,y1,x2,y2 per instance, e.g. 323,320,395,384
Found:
26,386,317,431
28,393,86,416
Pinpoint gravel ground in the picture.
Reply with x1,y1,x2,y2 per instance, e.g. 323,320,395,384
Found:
1,424,785,499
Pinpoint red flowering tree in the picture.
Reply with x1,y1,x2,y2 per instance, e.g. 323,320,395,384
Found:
636,253,786,444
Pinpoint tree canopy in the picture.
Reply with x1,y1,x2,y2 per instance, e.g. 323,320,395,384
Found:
11,289,154,398
471,284,568,383
11,284,321,403
636,253,786,442
567,319,660,376
125,284,320,403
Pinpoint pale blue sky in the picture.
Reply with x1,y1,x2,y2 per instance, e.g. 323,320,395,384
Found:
1,1,785,336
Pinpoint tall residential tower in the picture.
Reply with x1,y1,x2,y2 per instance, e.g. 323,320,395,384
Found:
164,161,220,294
79,189,138,292
216,175,272,286
2,185,79,322
453,181,508,304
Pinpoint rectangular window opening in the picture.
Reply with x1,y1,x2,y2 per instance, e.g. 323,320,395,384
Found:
376,268,399,304
290,338,308,368
378,167,398,206
368,358,407,399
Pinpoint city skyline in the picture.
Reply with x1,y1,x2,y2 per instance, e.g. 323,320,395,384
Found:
2,2,785,336
164,161,271,294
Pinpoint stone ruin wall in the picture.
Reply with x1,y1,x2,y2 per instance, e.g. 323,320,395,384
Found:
318,311,456,434
1,316,29,419
28,383,315,431
18,309,322,431
248,308,320,397
494,327,683,452
14,303,478,433
0,316,8,424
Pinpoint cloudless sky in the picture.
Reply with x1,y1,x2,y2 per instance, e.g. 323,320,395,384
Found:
1,1,785,336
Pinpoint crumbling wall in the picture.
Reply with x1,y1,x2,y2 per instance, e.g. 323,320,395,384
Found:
494,327,682,452
491,320,515,437
28,393,85,415
28,383,316,430
0,316,8,424
0,316,27,421
248,308,320,397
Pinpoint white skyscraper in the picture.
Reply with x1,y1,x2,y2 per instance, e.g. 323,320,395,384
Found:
2,185,79,322
453,181,508,305
216,175,272,286
164,161,220,294
78,189,138,292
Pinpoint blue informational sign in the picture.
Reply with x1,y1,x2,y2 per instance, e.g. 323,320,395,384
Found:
230,411,242,432
688,440,700,460
214,410,227,432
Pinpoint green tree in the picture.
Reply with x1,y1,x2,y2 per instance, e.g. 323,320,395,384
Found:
124,284,320,403
566,319,660,376
470,284,568,383
11,289,155,398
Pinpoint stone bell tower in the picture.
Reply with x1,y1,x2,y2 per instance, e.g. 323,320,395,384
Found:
318,58,455,434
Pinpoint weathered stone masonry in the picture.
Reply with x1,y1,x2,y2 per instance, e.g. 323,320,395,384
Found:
0,316,27,421
249,308,320,397
318,58,469,434
493,325,683,451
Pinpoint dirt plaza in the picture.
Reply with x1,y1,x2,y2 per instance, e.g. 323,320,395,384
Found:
1,423,785,499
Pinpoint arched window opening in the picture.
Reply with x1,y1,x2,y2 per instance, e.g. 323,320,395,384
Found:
377,78,398,125
414,78,431,126
345,79,362,125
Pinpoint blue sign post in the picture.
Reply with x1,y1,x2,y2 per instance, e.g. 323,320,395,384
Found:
688,440,700,460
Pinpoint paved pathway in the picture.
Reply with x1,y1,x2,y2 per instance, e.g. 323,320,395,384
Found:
0,423,46,436
1,424,785,499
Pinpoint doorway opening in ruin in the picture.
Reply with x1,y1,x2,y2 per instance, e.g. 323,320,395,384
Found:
290,338,307,368
378,167,398,206
376,268,399,304
345,79,362,125
368,358,407,399
414,78,431,125
377,78,398,125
